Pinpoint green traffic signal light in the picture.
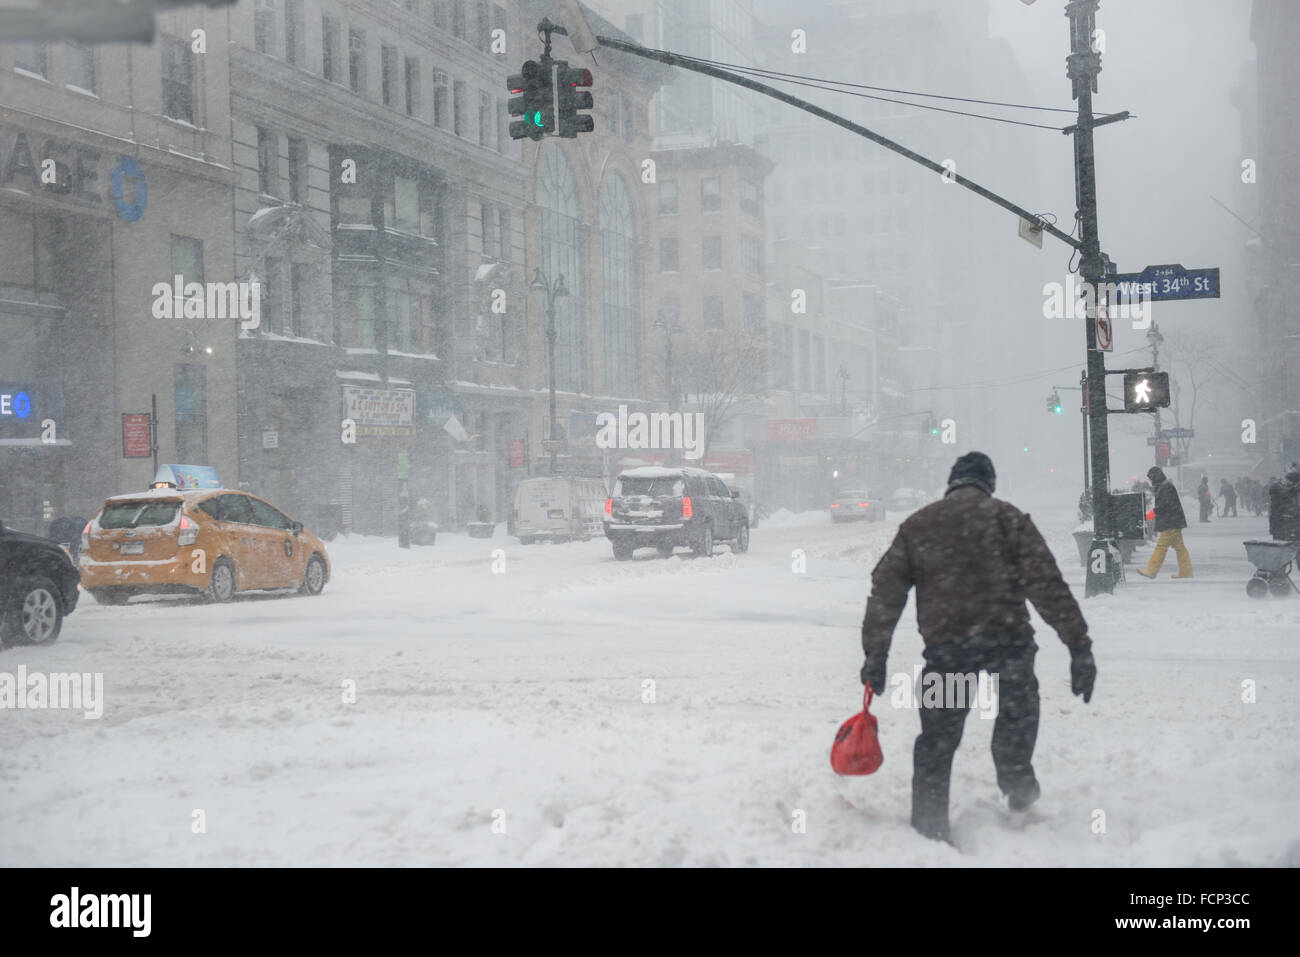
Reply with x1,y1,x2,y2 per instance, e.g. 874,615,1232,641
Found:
531,110,543,127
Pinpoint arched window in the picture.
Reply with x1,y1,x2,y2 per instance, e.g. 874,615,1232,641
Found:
600,172,638,393
537,146,582,393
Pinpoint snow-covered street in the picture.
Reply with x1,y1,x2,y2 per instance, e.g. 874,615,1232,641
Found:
3,498,1296,866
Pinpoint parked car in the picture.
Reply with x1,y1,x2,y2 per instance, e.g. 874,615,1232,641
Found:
889,487,930,512
514,476,607,543
78,488,330,604
829,489,884,523
0,519,80,646
603,466,749,560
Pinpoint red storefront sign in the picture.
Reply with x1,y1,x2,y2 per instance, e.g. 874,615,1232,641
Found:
1157,440,1171,460
765,418,818,441
705,450,754,473
122,413,152,458
509,439,526,468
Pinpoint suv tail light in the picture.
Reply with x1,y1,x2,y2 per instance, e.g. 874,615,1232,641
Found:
830,503,840,508
858,501,870,507
681,496,693,518
178,515,199,546
604,497,613,516
81,521,91,550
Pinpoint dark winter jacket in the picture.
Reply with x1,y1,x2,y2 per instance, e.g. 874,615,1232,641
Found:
1149,472,1188,532
861,486,1090,661
1268,473,1300,541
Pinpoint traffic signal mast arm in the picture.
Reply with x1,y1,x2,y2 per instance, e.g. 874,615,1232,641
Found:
567,28,1082,252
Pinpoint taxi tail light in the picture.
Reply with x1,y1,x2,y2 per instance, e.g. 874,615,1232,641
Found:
81,521,91,550
604,497,613,516
830,503,841,508
178,515,199,546
681,496,693,518
858,501,870,507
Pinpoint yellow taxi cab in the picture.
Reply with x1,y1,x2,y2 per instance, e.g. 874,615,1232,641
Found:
79,487,330,604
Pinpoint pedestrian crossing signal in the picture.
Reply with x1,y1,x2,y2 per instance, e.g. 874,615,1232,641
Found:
1123,371,1170,412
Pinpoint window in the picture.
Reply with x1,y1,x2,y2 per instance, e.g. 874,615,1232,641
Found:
660,238,679,272
432,0,449,31
453,80,466,136
263,256,281,332
538,146,583,392
349,29,366,94
453,0,467,39
216,493,254,525
285,0,304,64
342,268,377,348
700,176,721,213
743,293,763,331
173,364,207,464
659,180,677,215
171,235,204,285
478,90,492,147
381,44,398,107
392,176,421,232
290,263,310,337
64,42,95,92
601,174,638,393
287,137,306,204
703,295,724,328
702,236,722,271
255,0,277,55
257,128,279,197
432,70,448,127
388,276,413,352
814,334,826,390
161,35,194,124
13,43,48,78
248,498,292,530
477,1,490,51
498,208,511,260
797,330,810,390
497,99,507,152
322,16,341,82
742,236,762,275
479,201,494,254
773,325,793,389
404,56,419,116
740,178,761,215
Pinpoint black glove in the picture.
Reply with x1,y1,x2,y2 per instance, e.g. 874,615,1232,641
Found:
860,656,887,696
1070,645,1096,704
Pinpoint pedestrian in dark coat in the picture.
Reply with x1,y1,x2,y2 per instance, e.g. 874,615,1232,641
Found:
1197,475,1213,522
1138,467,1193,578
1267,468,1300,541
859,451,1095,844
1220,479,1237,517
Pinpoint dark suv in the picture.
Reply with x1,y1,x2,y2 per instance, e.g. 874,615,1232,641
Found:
603,467,750,560
0,519,81,647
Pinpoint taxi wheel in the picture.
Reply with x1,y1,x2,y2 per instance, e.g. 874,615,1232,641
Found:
206,559,236,603
300,555,327,596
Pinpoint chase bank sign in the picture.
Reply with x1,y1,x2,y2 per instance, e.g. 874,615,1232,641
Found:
1,122,147,222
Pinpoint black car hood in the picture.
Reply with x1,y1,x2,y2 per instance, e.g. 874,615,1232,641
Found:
1,527,68,552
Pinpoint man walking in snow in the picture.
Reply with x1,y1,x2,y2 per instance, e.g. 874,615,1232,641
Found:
1138,466,1193,579
1197,475,1214,523
858,452,1095,844
1267,465,1300,542
1219,479,1237,518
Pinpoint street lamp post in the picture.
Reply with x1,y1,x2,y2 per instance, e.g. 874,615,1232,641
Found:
530,268,568,475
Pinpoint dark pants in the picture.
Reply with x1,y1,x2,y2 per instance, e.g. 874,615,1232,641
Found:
911,636,1040,842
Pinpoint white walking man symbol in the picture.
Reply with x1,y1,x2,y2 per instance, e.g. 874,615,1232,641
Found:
1133,378,1152,404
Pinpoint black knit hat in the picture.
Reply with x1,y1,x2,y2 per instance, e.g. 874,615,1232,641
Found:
946,451,996,496
1147,466,1166,484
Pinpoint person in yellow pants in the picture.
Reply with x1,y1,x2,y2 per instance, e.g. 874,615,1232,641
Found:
1138,466,1193,579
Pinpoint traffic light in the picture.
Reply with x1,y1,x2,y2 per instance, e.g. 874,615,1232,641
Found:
555,61,594,137
507,60,552,140
1047,390,1063,414
1123,371,1170,412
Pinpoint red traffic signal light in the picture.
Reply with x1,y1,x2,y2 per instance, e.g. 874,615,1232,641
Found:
555,62,594,137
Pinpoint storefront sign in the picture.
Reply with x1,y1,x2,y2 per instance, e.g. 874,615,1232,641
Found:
509,439,526,468
765,418,819,441
344,385,415,436
262,430,279,450
122,413,152,458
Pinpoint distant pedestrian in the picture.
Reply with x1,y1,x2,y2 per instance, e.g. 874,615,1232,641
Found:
1219,479,1237,517
1138,466,1193,579
859,452,1095,845
1197,475,1213,523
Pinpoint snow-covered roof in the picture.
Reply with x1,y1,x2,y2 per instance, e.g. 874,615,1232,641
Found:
104,488,217,503
617,466,712,479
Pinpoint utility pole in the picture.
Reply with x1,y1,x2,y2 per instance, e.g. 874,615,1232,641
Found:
1147,320,1164,466
1065,0,1117,596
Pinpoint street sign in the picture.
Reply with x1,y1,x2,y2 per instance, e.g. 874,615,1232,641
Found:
122,413,152,458
1163,427,1195,439
1110,264,1220,302
1094,300,1113,352
1147,436,1159,446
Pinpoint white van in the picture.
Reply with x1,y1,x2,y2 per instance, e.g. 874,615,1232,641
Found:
513,476,608,543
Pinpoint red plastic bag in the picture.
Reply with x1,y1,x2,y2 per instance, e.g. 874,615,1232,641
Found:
831,686,883,775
